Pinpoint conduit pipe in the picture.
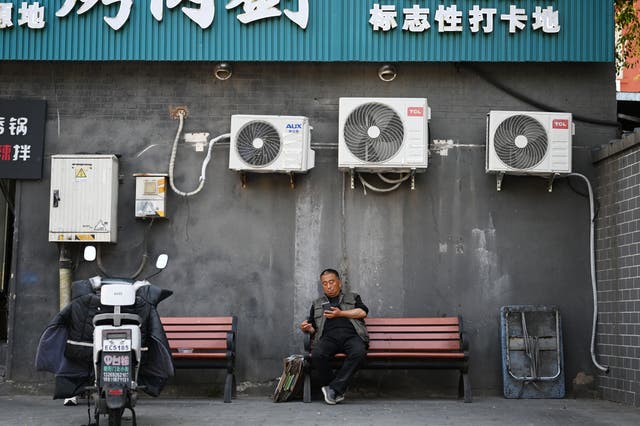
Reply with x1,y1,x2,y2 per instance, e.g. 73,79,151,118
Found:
58,243,72,310
568,173,609,373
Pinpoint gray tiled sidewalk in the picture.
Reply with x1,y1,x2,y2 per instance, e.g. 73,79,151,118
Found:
0,394,639,426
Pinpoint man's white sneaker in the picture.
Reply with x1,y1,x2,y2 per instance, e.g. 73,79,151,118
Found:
321,386,337,405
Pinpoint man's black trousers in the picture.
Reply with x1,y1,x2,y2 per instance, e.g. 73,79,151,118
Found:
311,329,367,395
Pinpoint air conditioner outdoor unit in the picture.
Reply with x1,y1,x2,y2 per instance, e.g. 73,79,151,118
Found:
338,98,430,172
486,111,574,175
229,115,315,173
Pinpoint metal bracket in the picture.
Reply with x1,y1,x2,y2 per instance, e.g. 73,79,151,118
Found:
496,172,504,191
349,170,355,190
496,173,504,192
410,170,416,190
289,172,296,189
547,174,557,193
240,172,247,189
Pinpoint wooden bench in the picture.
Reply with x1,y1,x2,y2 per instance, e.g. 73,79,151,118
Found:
161,316,237,403
302,316,471,403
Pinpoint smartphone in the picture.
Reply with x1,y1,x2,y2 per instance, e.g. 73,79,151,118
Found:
321,301,332,312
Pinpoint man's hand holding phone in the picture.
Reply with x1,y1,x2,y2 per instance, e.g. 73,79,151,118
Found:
322,302,341,319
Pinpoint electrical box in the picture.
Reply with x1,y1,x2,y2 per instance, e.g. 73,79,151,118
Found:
49,154,118,242
134,173,168,218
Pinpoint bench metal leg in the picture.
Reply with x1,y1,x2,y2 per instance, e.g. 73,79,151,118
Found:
459,369,472,403
232,374,237,398
303,371,311,403
224,372,234,403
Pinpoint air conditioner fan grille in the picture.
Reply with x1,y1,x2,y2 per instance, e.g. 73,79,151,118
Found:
494,115,548,169
235,121,281,167
343,102,404,163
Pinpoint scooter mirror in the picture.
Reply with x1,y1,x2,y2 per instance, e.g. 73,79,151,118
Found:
155,254,169,270
84,245,97,262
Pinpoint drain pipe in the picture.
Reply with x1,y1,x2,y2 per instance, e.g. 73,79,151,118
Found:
58,243,73,310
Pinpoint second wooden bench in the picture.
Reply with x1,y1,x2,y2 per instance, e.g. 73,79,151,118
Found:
302,316,471,403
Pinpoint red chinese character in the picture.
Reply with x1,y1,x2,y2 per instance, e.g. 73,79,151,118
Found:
0,145,11,161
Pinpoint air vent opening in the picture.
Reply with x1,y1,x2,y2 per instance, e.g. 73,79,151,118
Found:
235,121,281,167
343,102,405,163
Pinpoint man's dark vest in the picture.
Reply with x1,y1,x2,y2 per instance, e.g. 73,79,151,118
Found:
312,292,369,344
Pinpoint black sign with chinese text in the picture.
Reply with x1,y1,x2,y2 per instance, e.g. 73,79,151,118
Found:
0,100,46,179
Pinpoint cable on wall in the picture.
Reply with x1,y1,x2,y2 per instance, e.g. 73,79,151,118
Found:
168,110,230,197
567,173,609,373
463,64,620,128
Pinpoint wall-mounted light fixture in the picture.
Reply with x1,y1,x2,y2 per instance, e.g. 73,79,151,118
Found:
214,62,233,80
378,64,397,82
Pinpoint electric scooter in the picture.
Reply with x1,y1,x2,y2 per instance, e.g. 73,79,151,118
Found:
84,246,169,426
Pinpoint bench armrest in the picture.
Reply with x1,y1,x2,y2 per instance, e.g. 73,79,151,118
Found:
226,331,236,353
460,331,470,352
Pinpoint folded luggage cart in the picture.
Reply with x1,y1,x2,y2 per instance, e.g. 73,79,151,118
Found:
500,305,565,398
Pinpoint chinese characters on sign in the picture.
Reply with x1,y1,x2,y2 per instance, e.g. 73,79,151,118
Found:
0,0,309,31
0,100,46,180
0,1,45,29
370,4,561,34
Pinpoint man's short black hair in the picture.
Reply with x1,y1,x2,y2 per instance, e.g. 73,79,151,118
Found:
320,268,340,280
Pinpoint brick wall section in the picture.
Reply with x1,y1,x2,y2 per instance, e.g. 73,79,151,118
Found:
594,131,640,407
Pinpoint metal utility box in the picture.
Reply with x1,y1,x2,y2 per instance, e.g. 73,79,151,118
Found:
134,173,168,218
49,155,118,242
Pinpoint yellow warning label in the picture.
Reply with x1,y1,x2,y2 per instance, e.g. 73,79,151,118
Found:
75,168,87,178
74,234,95,240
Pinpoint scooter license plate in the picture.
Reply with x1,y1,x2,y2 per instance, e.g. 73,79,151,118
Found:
101,352,132,384
102,339,132,352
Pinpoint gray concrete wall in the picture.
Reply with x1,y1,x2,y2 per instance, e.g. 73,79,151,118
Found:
2,62,618,396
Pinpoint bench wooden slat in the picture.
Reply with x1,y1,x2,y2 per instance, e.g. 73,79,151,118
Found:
171,352,229,359
332,352,466,359
366,325,460,333
168,340,227,350
166,332,228,340
369,340,461,351
163,325,233,332
365,317,460,326
366,352,466,359
161,316,234,325
369,332,460,340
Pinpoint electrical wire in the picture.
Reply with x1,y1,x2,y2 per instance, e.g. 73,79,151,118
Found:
463,64,620,128
357,173,408,194
96,219,154,279
168,110,230,197
0,179,15,216
377,172,411,184
567,173,609,373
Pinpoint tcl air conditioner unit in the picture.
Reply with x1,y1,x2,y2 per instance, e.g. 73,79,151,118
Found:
229,115,315,173
338,98,430,172
486,111,574,175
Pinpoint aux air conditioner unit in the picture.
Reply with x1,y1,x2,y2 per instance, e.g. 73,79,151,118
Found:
229,115,315,173
486,111,574,175
338,98,430,172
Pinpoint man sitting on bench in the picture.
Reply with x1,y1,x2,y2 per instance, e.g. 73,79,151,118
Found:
299,268,369,405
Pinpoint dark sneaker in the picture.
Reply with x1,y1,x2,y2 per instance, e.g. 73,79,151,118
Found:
321,386,337,405
334,393,345,403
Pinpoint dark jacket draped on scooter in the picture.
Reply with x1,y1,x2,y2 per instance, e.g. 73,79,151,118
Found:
35,278,175,399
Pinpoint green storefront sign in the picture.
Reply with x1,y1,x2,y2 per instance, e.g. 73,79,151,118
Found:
0,0,613,62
